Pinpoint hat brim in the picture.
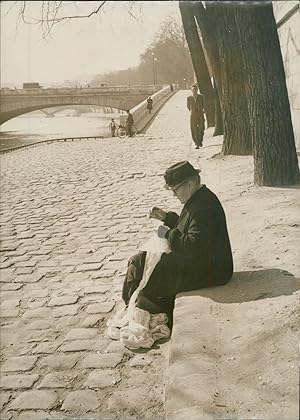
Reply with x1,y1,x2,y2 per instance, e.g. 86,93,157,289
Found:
164,169,201,190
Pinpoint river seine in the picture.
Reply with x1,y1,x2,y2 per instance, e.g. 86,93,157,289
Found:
0,109,124,151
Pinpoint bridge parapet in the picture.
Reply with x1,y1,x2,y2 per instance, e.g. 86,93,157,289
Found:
119,85,176,132
1,85,161,96
0,85,160,125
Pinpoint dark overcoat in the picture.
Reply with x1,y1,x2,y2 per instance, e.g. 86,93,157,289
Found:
141,185,233,302
187,94,205,146
147,98,153,110
126,113,134,127
187,94,205,120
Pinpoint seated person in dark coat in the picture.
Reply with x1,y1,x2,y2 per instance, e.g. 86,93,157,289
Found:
122,161,233,314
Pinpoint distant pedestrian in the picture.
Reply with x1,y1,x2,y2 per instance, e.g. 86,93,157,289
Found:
146,97,153,114
109,118,116,137
126,110,134,137
187,84,205,149
170,83,174,92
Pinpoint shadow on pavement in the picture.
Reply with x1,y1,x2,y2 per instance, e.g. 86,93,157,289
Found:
178,269,300,304
272,184,300,190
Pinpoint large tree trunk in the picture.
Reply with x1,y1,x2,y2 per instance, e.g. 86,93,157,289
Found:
193,2,221,88
193,1,252,153
234,3,299,186
208,2,252,155
179,1,215,127
193,0,223,137
213,78,223,137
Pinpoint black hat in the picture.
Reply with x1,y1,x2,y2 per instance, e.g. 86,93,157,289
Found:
164,161,200,188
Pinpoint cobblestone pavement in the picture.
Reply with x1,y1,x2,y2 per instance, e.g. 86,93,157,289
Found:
0,91,199,419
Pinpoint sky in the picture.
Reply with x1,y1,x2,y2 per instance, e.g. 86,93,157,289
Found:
1,1,181,87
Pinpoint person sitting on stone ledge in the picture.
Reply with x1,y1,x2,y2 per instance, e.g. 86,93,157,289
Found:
122,161,233,315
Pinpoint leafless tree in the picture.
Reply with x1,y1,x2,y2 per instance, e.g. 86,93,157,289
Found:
13,1,141,37
139,16,194,86
91,15,194,86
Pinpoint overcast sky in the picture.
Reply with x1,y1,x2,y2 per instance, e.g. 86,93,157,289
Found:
1,1,181,86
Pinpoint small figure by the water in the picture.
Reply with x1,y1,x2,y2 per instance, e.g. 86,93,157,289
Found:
109,118,116,137
187,84,205,149
125,110,134,137
147,96,153,114
122,160,233,315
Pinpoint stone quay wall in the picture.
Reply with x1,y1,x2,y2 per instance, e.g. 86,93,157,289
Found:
120,85,176,133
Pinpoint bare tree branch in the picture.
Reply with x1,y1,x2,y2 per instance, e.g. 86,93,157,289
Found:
4,1,19,16
8,1,144,38
17,1,107,26
18,0,26,24
127,1,143,23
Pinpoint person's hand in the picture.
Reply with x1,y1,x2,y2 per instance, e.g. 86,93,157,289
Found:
157,225,169,239
148,206,167,221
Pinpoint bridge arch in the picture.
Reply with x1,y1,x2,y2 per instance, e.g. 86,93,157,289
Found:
39,105,123,116
0,103,125,125
0,86,158,125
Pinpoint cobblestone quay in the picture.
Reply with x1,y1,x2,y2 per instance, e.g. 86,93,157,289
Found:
0,91,195,419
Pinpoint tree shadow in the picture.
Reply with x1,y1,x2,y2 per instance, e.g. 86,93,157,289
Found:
178,269,300,304
271,183,300,190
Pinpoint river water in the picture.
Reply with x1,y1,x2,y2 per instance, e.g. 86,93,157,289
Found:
0,110,124,151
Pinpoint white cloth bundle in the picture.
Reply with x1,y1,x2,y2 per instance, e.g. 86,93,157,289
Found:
107,235,171,350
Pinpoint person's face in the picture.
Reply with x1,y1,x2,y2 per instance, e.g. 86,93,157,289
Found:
169,181,191,204
192,87,198,95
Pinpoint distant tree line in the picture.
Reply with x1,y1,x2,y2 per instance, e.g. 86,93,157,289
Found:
90,16,194,87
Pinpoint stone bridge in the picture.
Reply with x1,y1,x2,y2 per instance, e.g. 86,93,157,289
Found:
39,105,108,117
0,85,159,125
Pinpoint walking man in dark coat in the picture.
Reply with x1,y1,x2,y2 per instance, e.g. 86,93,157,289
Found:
146,97,153,114
125,110,134,137
122,161,233,314
187,84,205,149
109,118,116,137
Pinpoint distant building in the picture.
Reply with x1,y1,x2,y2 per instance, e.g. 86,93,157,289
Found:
22,82,41,89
